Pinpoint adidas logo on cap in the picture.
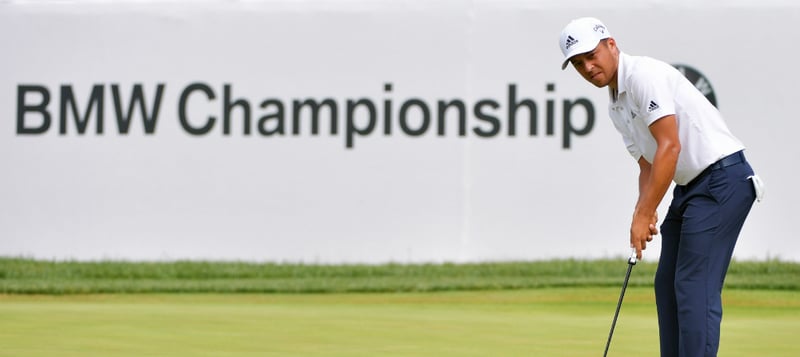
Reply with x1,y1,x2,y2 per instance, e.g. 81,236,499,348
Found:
565,35,578,50
648,101,660,112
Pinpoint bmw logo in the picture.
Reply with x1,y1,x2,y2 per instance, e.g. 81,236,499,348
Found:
673,64,717,108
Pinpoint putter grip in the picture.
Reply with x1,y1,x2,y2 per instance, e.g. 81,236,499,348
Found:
628,248,637,265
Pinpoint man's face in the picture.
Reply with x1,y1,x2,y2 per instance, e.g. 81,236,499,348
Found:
569,38,619,88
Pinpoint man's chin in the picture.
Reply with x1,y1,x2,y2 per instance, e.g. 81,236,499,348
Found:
591,75,614,88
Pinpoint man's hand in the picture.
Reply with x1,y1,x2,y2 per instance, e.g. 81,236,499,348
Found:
650,211,659,236
631,210,658,260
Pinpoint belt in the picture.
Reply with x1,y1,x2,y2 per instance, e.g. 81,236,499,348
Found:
686,150,745,186
708,150,745,171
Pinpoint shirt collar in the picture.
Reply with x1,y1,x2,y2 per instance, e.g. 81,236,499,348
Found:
609,52,628,102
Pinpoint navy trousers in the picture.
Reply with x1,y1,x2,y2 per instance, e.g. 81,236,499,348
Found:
655,151,755,357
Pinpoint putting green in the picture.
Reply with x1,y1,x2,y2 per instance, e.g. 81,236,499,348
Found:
1,288,797,356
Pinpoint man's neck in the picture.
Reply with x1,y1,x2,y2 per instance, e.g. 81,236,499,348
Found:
608,55,620,102
608,52,621,90
609,67,619,90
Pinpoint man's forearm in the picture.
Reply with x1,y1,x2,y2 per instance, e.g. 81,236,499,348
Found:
635,147,677,218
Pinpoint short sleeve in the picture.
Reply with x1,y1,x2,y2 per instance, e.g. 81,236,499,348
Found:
628,62,677,126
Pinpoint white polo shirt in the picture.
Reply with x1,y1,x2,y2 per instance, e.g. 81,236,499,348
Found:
608,53,745,185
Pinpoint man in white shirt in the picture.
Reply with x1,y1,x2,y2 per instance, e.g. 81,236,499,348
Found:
559,17,757,357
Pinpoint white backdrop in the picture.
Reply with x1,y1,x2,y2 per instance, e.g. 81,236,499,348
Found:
1,0,797,262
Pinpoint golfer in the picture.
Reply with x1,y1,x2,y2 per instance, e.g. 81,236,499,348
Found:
559,18,759,357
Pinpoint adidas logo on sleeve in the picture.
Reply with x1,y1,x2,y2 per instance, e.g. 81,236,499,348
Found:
647,100,660,112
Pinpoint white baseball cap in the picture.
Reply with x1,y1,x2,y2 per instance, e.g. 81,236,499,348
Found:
559,17,611,70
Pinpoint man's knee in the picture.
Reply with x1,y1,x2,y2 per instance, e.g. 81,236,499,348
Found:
654,265,674,296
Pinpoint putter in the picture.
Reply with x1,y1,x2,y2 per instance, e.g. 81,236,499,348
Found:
603,248,637,357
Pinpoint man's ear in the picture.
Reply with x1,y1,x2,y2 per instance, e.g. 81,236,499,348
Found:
607,38,619,53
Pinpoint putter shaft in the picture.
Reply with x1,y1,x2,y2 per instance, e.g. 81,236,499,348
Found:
603,253,636,357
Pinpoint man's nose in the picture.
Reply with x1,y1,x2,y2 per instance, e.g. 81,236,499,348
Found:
581,60,593,73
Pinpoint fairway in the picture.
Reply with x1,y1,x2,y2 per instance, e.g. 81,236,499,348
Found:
1,288,798,357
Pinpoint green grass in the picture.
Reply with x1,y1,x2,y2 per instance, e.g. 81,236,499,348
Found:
1,288,798,356
2,258,798,294
1,258,797,355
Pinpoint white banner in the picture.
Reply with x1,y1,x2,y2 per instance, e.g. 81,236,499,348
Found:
1,1,797,262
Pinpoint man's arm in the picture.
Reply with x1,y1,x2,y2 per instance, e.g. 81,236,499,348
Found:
632,114,680,259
